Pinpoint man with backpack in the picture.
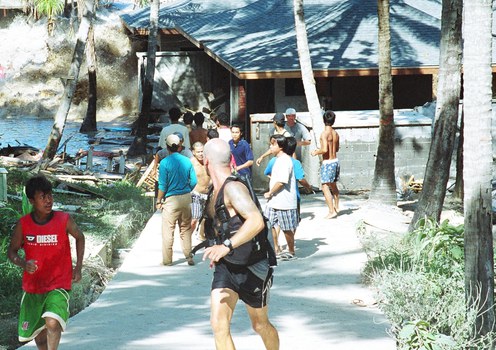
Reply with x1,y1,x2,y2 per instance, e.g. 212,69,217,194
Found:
202,138,279,350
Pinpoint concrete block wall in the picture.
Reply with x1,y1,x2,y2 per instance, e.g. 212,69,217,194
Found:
250,109,435,192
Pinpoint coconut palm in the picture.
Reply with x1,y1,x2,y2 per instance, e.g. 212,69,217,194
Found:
42,0,95,161
293,0,324,146
128,0,159,156
34,0,64,35
369,0,396,205
408,0,462,231
462,0,495,340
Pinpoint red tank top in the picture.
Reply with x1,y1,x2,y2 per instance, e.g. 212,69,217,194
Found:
20,211,72,293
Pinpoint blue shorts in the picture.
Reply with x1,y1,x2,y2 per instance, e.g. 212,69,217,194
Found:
321,159,340,183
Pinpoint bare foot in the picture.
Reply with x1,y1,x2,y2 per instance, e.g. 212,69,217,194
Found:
325,212,338,219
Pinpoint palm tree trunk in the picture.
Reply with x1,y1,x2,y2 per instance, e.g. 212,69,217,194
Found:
463,0,495,340
42,0,94,162
369,0,396,205
408,0,462,231
80,24,97,132
293,0,324,145
128,0,159,156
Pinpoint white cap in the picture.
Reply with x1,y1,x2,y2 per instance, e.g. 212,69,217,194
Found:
285,108,296,115
166,134,180,147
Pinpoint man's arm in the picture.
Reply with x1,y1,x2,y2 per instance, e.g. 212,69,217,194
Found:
311,131,328,156
7,221,37,274
189,165,198,190
299,125,312,146
67,215,85,283
256,148,272,166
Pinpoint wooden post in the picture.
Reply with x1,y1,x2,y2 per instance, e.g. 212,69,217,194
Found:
87,146,94,170
118,151,125,174
106,156,113,172
0,168,8,202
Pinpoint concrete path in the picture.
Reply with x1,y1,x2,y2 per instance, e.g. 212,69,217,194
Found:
23,194,397,349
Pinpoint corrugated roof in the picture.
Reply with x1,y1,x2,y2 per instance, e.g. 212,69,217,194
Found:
120,0,453,77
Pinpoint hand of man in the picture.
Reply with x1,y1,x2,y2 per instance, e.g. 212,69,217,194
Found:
203,244,230,268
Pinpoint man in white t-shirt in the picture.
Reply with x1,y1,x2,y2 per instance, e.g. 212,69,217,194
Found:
263,134,298,260
158,107,191,149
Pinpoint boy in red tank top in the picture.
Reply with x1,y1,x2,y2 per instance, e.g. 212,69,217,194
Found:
8,175,85,350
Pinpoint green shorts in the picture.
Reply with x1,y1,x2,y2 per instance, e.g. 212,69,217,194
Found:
18,289,71,342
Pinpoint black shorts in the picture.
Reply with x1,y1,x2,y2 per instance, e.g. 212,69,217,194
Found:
212,262,273,308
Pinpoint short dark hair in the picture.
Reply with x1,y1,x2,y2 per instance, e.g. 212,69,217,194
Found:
183,111,193,125
284,136,297,155
207,129,219,139
230,123,242,133
270,134,288,150
323,110,336,126
193,112,205,127
25,175,52,199
169,107,182,122
217,112,230,126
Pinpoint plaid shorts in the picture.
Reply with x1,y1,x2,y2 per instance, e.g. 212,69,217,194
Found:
264,206,298,231
191,191,208,220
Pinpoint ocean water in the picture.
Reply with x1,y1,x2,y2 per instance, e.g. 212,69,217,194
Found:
0,115,91,155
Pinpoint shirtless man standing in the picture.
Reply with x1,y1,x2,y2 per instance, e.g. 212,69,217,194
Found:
311,110,340,219
190,142,211,240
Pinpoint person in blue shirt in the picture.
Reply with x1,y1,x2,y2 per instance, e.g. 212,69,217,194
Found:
229,124,254,179
264,136,313,256
156,134,197,266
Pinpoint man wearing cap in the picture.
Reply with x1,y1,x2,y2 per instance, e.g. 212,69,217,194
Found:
158,107,191,150
284,108,311,160
256,113,292,166
156,134,197,266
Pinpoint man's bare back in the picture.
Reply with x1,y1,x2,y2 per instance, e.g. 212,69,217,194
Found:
321,126,339,161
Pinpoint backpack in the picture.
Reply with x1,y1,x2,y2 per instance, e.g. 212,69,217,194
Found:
193,175,277,267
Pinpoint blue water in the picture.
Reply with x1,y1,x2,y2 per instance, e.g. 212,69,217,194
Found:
0,116,91,155
0,116,137,170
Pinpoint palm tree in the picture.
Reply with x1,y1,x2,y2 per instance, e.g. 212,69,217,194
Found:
369,0,396,205
80,22,97,132
462,0,495,340
34,0,64,35
293,0,324,145
42,0,94,161
408,0,462,231
128,0,159,156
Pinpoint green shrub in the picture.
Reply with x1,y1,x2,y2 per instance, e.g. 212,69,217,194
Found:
364,218,496,348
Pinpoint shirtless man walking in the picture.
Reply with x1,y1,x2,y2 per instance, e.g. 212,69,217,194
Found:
311,110,340,219
190,142,211,240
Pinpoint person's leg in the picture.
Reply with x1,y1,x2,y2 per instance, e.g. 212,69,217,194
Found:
245,305,279,350
321,183,337,219
271,226,281,254
329,182,340,214
162,197,179,265
44,317,62,350
210,288,238,350
177,194,193,262
282,229,295,254
34,329,48,350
